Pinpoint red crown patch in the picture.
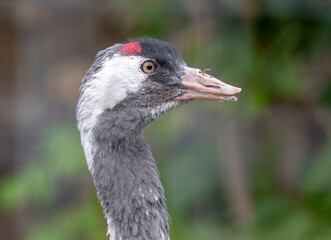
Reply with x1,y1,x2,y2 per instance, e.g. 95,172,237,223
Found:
119,42,142,55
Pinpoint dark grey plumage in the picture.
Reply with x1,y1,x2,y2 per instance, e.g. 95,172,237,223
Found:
93,109,169,240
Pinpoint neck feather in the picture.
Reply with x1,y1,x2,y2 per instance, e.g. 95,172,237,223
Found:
84,108,170,240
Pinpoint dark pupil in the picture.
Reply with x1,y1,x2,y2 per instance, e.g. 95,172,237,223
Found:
147,64,153,70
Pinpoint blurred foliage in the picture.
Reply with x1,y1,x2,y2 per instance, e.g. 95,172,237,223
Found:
0,128,105,239
1,0,331,239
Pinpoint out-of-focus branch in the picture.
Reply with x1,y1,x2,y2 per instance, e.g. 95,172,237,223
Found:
218,118,254,222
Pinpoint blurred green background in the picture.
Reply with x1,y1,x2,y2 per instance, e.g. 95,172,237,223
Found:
0,0,330,239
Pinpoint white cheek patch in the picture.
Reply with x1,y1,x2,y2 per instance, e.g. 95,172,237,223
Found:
93,54,147,110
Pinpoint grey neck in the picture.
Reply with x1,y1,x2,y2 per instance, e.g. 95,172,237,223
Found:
90,108,170,240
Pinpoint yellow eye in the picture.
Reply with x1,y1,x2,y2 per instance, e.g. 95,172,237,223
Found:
142,61,156,73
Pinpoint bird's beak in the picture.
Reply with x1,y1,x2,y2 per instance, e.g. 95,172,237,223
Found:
173,67,241,102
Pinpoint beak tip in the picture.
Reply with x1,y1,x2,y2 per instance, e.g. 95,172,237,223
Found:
223,86,242,95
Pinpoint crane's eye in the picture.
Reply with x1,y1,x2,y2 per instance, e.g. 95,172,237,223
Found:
141,61,156,73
